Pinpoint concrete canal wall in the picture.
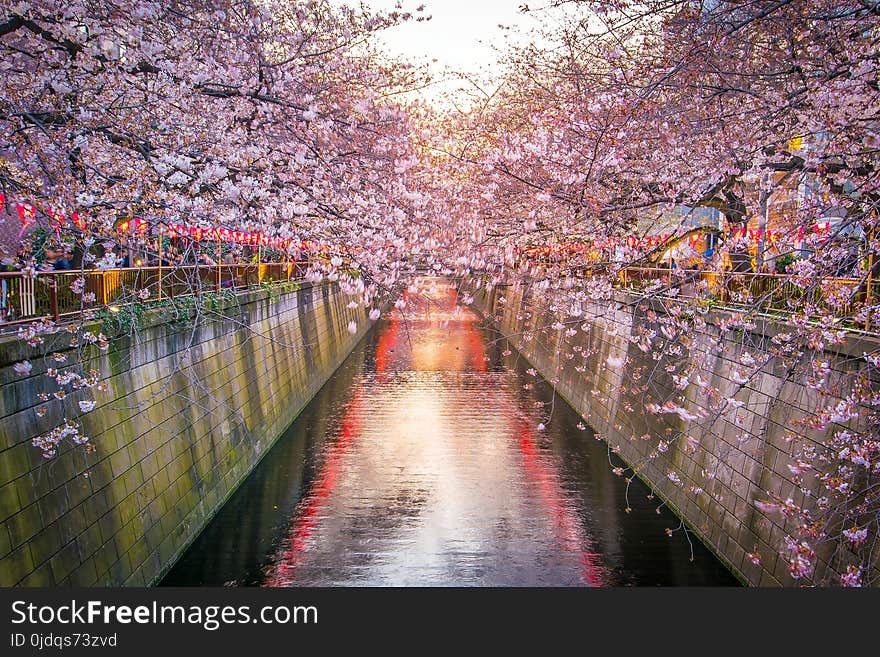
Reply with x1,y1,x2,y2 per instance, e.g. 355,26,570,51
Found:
476,282,877,586
0,283,370,586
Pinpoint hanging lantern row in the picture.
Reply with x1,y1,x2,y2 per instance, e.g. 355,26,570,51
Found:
114,217,150,234
163,223,329,251
517,223,835,258
6,199,87,238
166,223,276,247
517,233,675,257
0,195,329,252
2,196,97,237
3,193,835,258
728,224,831,242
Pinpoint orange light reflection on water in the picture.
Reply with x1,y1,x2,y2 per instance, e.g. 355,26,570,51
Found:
263,277,610,586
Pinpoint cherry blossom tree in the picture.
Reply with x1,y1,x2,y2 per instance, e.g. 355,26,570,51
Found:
436,1,880,585
3,0,880,585
1,0,435,462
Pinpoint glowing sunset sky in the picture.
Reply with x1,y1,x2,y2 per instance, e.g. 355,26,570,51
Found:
340,0,545,102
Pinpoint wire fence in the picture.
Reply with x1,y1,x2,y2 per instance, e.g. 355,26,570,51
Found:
559,265,878,334
2,261,878,335
0,261,310,328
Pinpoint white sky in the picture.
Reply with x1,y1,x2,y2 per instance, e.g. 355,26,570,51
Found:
338,0,545,104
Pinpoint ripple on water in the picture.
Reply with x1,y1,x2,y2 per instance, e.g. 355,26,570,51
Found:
162,278,739,587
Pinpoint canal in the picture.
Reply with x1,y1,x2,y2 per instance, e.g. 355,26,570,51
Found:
162,278,738,586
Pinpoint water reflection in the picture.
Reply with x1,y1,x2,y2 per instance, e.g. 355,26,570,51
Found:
163,278,738,586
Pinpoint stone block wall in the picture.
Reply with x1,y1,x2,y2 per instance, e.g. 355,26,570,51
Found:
0,283,370,586
477,282,877,586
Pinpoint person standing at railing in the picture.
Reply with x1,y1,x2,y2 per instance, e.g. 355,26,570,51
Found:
0,252,15,321
63,247,77,270
148,249,172,267
39,246,70,271
56,248,73,270
220,251,237,288
157,244,180,266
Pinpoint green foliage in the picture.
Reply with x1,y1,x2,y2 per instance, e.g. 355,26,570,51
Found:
99,302,146,336
775,252,797,273
96,280,305,340
23,226,60,263
205,288,238,311
260,279,301,302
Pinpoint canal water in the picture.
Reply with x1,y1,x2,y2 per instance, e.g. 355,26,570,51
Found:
162,279,738,586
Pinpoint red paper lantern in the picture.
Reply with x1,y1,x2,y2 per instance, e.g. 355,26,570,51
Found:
47,208,65,234
16,202,36,238
16,203,35,227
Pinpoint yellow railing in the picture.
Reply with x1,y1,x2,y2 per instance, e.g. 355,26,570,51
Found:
0,261,309,327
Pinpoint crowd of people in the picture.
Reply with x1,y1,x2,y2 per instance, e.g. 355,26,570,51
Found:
38,245,76,271
0,236,276,275
0,236,300,323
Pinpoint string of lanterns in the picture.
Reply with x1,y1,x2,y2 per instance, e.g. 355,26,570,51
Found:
517,223,833,258
0,194,340,253
114,219,306,251
158,223,297,250
1,193,836,256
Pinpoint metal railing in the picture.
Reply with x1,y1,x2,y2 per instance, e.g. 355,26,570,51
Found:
572,265,878,331
611,266,871,306
0,261,310,327
2,260,877,332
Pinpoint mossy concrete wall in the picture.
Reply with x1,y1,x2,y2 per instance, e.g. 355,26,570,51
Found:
477,282,877,586
0,283,370,586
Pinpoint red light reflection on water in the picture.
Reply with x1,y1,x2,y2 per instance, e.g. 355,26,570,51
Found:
373,317,398,377
513,415,608,586
263,388,365,587
263,278,606,586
